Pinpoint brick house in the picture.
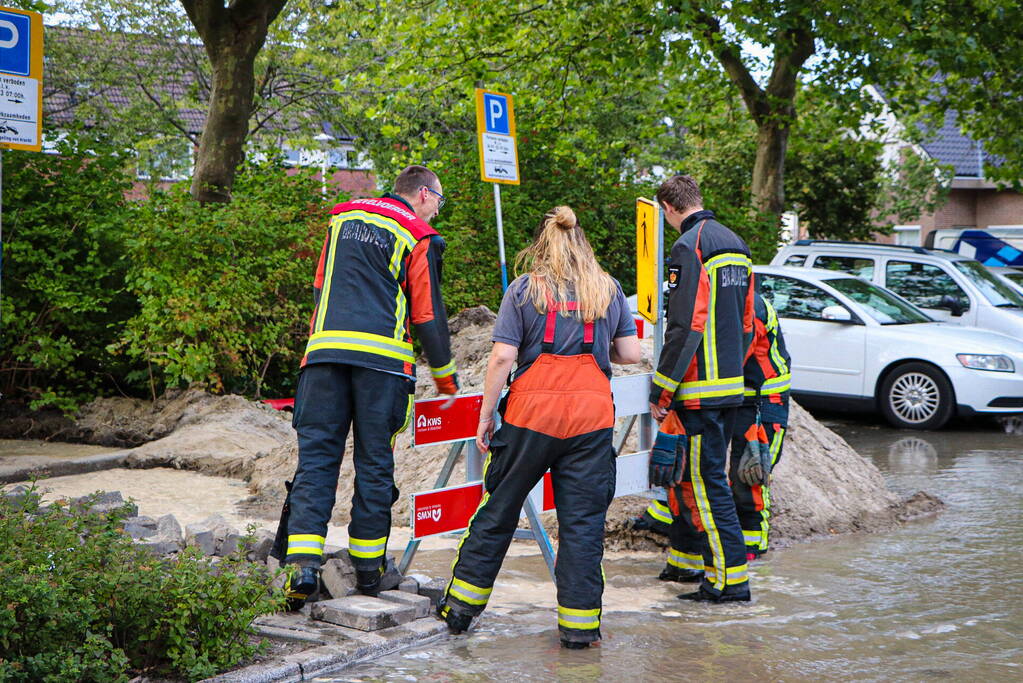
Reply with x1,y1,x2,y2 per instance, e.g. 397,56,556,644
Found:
42,26,377,199
865,86,1023,249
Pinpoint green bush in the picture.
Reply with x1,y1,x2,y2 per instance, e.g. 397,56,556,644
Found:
0,486,287,681
0,129,141,411
114,160,331,398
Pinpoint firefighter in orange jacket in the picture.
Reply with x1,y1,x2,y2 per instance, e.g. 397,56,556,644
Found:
271,165,458,606
648,174,755,603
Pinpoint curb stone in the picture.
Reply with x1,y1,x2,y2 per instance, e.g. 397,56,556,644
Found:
202,613,449,682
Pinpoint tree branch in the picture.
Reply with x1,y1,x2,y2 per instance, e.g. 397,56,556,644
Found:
693,11,769,124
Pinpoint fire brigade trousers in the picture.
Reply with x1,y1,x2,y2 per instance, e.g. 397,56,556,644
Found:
282,363,413,571
444,420,616,643
729,404,786,554
667,407,750,598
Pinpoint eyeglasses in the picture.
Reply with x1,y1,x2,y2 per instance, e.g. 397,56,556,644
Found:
423,185,446,210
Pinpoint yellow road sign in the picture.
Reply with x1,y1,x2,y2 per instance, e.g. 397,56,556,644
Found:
636,197,659,323
0,6,43,152
474,88,519,185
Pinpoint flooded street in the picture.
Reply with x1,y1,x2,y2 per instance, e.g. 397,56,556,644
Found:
326,417,1023,682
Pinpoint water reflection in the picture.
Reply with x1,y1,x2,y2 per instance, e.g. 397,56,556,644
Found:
325,418,1023,681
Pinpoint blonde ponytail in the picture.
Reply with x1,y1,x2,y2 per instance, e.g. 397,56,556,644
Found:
514,205,617,322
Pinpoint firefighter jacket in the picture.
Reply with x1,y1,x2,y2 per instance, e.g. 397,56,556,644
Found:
650,210,754,410
302,194,456,388
742,291,791,407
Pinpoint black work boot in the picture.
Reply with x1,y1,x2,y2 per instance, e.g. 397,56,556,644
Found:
355,566,384,597
436,599,474,634
658,565,704,583
285,565,320,611
678,585,751,603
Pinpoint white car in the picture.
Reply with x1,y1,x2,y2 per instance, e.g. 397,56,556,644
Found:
771,241,1023,339
756,266,1023,429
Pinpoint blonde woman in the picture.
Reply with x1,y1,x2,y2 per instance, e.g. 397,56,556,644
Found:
437,206,641,649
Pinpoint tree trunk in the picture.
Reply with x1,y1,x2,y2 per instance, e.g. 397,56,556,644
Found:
191,45,258,203
751,118,791,218
181,0,287,204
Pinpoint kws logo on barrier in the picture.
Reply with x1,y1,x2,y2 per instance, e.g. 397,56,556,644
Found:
413,393,483,446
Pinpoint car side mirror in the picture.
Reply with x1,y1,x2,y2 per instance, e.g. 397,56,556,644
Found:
821,305,853,322
939,294,966,317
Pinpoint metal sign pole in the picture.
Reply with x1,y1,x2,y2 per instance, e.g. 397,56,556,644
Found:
494,183,508,292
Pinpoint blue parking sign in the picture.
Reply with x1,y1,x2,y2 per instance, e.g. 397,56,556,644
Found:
0,10,30,77
482,93,510,135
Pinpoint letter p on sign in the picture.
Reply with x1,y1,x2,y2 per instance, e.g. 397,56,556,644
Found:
483,93,510,135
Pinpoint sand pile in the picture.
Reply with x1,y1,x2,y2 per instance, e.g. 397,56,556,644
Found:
55,306,938,546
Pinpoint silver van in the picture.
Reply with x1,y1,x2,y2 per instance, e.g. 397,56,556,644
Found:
771,241,1023,339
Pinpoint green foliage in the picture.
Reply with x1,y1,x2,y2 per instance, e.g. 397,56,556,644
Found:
0,129,140,410
115,159,330,397
0,485,286,681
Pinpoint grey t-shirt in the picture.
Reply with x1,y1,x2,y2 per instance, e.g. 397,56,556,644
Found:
492,275,637,378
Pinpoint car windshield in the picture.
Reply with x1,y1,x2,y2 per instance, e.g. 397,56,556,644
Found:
824,277,932,324
954,260,1023,308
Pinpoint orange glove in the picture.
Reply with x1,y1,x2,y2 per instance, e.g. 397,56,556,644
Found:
434,373,460,396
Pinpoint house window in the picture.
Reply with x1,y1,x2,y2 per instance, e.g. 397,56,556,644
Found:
894,225,921,247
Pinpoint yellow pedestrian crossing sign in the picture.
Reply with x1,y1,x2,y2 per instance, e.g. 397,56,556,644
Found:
636,198,659,323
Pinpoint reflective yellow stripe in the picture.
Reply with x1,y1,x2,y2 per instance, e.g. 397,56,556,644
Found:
646,499,672,525
743,530,764,545
315,215,344,333
705,254,754,270
770,427,785,465
653,371,679,392
689,434,728,591
431,361,457,378
557,605,600,630
391,394,413,447
449,577,492,606
744,373,791,396
704,270,717,379
349,536,387,558
287,533,325,556
703,563,749,585
678,376,745,400
340,210,416,254
667,549,703,570
305,330,415,364
446,452,494,603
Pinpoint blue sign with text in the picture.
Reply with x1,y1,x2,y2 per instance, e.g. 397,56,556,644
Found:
0,10,30,77
482,93,510,135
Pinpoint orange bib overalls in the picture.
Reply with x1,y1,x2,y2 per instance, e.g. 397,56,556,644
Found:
441,299,617,644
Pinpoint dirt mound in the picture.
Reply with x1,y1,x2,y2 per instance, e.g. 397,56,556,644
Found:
52,306,937,547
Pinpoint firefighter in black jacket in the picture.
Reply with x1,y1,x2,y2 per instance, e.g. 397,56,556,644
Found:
648,174,755,603
272,165,458,607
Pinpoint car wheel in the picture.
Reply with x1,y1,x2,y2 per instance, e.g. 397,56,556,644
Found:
879,362,955,430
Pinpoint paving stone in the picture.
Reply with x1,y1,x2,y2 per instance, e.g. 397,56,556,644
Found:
200,660,301,683
185,525,217,555
398,577,420,594
246,528,275,563
379,557,403,592
417,577,448,607
122,516,158,539
71,490,137,517
311,595,416,631
156,514,182,542
407,572,431,587
321,558,358,599
218,530,242,556
134,537,183,556
377,590,432,618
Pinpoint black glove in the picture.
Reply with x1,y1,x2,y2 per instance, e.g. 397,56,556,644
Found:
649,430,687,488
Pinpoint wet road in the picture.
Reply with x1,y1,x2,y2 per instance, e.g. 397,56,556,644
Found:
322,416,1023,682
